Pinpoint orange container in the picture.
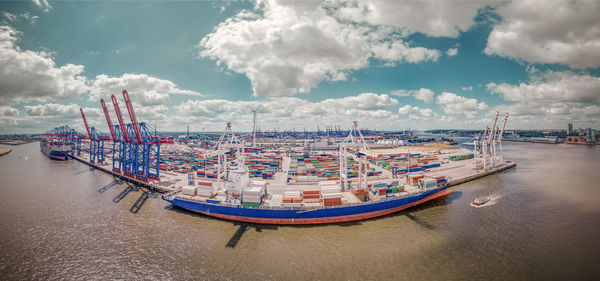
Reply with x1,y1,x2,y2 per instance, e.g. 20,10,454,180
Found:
353,189,368,196
303,194,320,199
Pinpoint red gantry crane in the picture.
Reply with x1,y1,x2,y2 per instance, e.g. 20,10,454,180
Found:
101,99,117,142
123,89,144,145
111,94,130,143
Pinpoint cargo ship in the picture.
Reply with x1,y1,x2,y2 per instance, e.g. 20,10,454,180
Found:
40,138,71,161
162,157,452,225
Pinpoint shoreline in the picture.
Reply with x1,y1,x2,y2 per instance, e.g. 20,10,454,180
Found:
0,148,12,157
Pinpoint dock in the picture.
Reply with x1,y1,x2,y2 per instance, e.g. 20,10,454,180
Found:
69,153,178,193
69,150,516,195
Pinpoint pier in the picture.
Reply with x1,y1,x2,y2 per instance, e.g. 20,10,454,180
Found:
70,153,177,193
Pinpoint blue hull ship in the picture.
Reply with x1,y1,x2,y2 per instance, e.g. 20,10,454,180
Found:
163,184,451,225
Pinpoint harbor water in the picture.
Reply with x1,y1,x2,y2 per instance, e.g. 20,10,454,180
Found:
0,142,599,280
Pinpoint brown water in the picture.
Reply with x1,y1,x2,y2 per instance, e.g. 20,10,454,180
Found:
0,142,599,280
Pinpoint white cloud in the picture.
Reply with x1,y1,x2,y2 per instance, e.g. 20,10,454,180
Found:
320,93,398,110
436,92,488,118
412,88,434,104
372,41,440,64
198,0,443,97
89,73,204,106
487,70,600,104
0,105,19,117
331,0,489,37
485,0,600,69
0,25,89,106
24,103,99,118
177,93,399,128
446,48,458,56
462,86,473,91
177,99,245,117
2,12,39,24
486,70,600,128
391,88,434,103
32,0,52,13
397,105,437,120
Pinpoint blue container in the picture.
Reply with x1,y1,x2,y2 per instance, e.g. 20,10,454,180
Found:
206,199,221,204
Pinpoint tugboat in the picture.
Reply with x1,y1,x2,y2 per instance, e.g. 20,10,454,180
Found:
472,197,491,206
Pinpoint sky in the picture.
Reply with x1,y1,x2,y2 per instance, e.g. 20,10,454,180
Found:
0,0,599,134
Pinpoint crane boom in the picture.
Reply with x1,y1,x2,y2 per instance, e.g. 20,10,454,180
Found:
80,108,92,139
101,99,117,141
488,111,499,145
111,94,130,143
498,112,509,142
122,90,144,144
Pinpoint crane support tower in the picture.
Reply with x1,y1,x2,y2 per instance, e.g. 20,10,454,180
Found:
473,112,509,170
339,121,370,191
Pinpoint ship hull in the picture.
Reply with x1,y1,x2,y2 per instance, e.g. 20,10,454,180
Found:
164,185,451,225
40,142,69,161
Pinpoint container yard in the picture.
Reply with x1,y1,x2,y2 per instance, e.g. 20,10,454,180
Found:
46,91,515,224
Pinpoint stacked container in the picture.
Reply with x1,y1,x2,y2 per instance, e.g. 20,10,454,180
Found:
182,185,196,196
320,182,342,206
242,182,265,207
283,190,302,207
302,189,321,203
196,181,215,197
449,154,474,161
419,177,438,189
406,174,424,185
265,194,283,207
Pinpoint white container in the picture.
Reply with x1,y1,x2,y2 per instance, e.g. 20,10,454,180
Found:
322,192,342,199
243,195,262,202
282,202,302,208
284,190,302,197
318,180,338,187
320,186,340,194
303,198,321,203
243,185,264,196
182,186,196,196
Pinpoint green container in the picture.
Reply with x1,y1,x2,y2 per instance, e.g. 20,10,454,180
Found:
391,187,398,193
242,202,261,207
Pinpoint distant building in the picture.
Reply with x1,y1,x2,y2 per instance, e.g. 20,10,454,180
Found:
592,130,597,143
567,123,573,135
587,128,593,143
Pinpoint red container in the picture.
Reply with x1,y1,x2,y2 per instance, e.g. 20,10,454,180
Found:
354,189,368,196
197,181,212,186
303,190,320,195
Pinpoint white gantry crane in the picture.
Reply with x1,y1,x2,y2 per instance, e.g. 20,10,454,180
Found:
212,122,245,191
339,121,371,191
250,105,261,148
473,112,509,170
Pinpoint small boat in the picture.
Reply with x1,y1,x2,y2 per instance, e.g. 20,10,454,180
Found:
472,197,491,206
